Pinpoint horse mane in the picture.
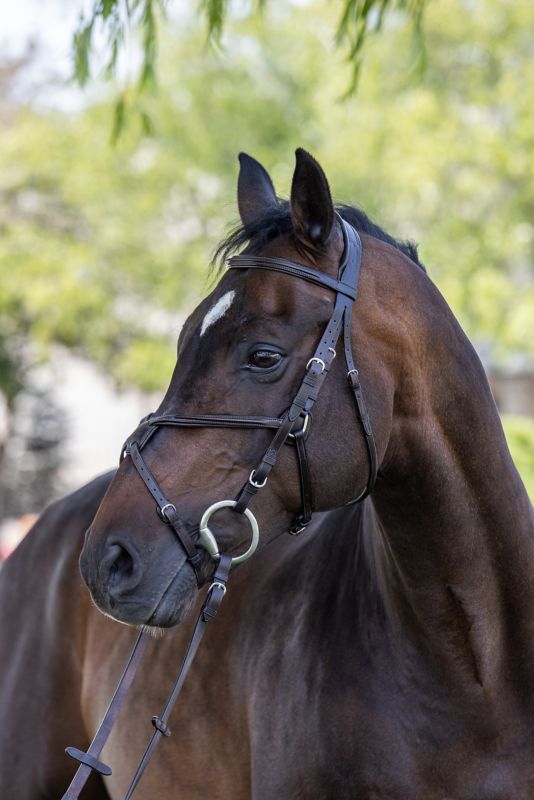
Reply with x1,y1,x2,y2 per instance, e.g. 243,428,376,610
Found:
212,200,425,273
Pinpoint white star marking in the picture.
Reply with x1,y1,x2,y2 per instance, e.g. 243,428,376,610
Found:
200,290,236,337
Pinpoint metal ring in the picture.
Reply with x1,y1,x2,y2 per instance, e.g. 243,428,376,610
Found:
347,368,359,378
306,357,326,372
328,347,336,358
249,470,268,489
198,500,260,565
160,502,177,519
288,412,310,439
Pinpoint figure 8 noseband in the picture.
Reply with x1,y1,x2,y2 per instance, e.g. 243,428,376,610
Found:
121,215,378,584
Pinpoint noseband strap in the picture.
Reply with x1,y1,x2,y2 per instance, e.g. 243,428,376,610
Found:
121,216,378,578
126,441,203,571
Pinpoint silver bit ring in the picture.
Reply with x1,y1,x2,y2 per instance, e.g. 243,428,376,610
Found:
198,500,259,564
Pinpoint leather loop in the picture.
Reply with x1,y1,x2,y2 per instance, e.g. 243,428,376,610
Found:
151,716,171,737
65,747,112,777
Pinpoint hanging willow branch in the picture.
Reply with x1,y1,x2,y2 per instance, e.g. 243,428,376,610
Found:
336,0,428,92
74,0,161,89
72,0,429,135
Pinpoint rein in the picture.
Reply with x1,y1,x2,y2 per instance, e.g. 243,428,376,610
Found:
61,216,377,798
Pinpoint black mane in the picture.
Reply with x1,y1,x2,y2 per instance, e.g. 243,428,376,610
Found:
213,200,425,272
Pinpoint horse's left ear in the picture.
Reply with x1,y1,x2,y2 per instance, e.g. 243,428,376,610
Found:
290,148,335,248
237,152,278,229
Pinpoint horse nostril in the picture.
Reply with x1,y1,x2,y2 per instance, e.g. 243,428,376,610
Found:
100,539,143,597
109,545,132,580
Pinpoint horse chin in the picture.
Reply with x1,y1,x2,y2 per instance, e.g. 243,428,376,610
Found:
146,568,198,628
86,567,198,629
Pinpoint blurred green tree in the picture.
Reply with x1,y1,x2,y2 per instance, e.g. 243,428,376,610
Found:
502,416,534,497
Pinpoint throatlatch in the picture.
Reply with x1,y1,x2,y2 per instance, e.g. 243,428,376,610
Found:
61,215,377,799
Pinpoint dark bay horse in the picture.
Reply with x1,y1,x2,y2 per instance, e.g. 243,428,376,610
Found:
1,149,533,799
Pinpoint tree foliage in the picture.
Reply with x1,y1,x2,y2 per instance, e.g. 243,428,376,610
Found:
73,0,430,104
502,416,534,498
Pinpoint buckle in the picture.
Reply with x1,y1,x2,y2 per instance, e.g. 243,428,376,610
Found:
288,517,309,536
158,503,177,521
306,357,326,373
249,470,268,489
208,580,227,597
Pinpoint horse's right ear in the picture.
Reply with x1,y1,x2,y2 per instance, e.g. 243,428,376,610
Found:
290,148,334,249
237,152,278,229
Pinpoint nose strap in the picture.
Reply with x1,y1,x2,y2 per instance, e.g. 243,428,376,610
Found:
125,437,203,582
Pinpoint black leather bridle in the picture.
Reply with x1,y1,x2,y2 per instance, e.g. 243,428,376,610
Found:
122,215,377,584
62,216,378,799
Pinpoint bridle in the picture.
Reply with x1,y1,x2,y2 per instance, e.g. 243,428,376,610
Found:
61,215,377,799
121,214,377,582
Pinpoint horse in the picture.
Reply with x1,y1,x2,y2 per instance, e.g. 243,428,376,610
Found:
0,148,532,800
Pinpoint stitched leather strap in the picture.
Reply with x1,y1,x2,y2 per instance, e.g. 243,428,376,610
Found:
291,424,313,533
346,369,378,501
227,255,357,300
127,441,202,577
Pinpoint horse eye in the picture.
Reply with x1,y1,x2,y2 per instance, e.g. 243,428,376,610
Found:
249,350,282,369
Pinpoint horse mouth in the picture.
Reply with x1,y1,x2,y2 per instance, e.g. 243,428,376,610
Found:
146,568,198,627
81,546,199,628
88,577,197,628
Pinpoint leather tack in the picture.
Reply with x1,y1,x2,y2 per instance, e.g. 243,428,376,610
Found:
121,215,377,550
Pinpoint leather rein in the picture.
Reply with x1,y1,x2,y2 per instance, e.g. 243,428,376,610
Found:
61,216,377,799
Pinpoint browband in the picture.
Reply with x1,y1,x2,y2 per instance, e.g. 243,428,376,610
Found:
226,212,359,299
226,256,357,300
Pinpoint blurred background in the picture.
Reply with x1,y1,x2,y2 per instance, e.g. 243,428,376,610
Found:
0,0,532,559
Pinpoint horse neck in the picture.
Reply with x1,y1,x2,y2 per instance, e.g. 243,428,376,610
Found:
366,266,533,695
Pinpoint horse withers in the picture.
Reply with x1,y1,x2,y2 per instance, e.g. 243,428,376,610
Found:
1,149,533,799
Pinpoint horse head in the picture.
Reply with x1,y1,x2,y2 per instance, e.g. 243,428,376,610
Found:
80,149,402,627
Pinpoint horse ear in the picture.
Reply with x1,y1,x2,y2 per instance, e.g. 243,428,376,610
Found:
290,148,335,248
237,152,278,228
